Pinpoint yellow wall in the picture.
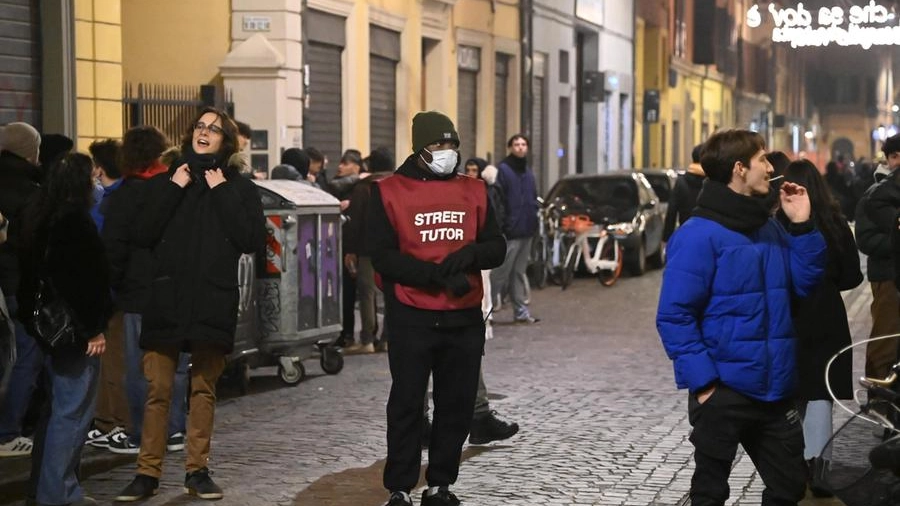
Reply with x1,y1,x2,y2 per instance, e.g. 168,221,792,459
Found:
121,0,231,86
74,0,123,150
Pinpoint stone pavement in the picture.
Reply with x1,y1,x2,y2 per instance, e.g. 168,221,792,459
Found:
0,264,876,506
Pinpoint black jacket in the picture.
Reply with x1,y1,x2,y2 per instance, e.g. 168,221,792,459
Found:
663,171,704,241
133,159,266,353
344,172,391,256
18,209,112,353
0,151,41,295
366,155,506,328
783,217,862,400
102,177,155,313
857,176,899,282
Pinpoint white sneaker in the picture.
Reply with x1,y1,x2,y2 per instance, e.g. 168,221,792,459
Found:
87,426,125,448
0,436,33,457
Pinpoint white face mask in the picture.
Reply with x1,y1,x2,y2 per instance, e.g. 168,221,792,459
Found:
421,148,459,176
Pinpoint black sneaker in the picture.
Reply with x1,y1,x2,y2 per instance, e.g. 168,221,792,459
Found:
385,491,414,506
114,474,159,502
184,467,223,500
469,410,519,445
421,487,460,506
167,432,185,452
421,416,432,449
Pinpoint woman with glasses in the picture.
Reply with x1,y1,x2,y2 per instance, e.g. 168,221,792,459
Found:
18,152,112,506
115,107,266,502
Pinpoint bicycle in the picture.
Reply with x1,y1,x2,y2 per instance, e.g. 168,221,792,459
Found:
559,214,626,288
527,197,549,290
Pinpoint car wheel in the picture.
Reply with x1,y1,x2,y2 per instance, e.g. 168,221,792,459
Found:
627,240,646,276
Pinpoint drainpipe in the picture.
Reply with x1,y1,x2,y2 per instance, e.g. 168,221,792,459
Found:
520,0,533,138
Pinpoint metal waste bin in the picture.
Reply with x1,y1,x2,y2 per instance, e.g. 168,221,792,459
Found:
227,180,344,390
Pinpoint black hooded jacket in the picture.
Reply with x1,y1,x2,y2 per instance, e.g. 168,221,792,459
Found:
132,153,266,353
0,151,41,295
366,154,506,328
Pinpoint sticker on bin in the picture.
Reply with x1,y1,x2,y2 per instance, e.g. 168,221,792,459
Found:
265,216,283,275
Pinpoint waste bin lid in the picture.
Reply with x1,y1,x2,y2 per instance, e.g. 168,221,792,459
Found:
253,180,340,209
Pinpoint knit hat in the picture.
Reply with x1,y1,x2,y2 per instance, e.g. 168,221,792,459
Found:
271,164,301,181
38,133,73,168
0,122,40,162
883,133,900,156
281,148,310,179
412,111,459,153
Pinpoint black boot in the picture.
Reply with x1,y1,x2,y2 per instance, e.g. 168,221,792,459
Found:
808,457,833,498
469,410,519,445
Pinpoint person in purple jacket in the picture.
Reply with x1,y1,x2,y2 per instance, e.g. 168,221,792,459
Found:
656,129,827,506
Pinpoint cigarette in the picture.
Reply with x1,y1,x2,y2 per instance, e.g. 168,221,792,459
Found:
769,175,784,182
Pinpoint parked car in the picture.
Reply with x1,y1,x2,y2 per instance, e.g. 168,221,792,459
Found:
634,168,678,216
545,171,664,275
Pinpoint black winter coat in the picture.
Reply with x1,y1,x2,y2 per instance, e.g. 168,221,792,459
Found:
855,183,894,283
102,177,155,313
0,151,41,295
787,219,862,400
17,209,112,353
132,160,266,353
662,171,704,241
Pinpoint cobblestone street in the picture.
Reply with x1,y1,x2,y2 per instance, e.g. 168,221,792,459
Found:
0,266,874,505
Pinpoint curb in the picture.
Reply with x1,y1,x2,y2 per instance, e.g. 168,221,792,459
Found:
0,448,132,504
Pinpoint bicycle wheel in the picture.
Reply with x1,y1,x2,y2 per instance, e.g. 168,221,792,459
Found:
597,240,624,287
560,240,579,290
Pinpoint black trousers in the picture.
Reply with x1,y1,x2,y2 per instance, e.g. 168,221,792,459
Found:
688,385,807,506
383,322,484,493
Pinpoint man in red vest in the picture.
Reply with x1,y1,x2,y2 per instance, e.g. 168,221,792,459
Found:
368,111,506,506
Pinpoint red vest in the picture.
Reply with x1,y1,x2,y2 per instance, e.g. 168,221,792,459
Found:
376,174,487,310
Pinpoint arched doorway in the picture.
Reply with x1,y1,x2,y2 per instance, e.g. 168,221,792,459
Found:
831,137,854,162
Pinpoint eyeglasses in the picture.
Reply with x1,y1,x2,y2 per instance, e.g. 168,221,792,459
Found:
193,122,224,135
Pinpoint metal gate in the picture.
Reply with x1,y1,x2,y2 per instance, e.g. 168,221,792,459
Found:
305,10,345,176
0,0,40,128
369,56,396,155
369,26,400,155
123,83,232,144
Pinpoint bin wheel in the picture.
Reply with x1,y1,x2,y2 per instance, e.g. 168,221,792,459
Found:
320,348,344,375
278,359,305,386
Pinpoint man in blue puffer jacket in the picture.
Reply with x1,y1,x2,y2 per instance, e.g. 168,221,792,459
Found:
657,129,827,506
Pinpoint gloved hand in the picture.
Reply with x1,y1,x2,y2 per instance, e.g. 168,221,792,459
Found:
444,272,471,297
438,245,477,277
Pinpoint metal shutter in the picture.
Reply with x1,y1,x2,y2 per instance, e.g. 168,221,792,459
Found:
532,75,545,191
493,55,508,163
305,41,342,174
369,55,396,154
369,26,399,156
457,70,477,162
0,0,40,128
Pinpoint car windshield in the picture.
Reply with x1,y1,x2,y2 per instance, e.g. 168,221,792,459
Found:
642,174,671,202
547,178,638,223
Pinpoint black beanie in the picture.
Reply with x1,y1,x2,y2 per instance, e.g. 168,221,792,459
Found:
281,148,310,179
412,111,459,153
883,133,900,157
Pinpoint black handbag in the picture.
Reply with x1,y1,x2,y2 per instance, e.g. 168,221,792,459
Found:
26,236,77,348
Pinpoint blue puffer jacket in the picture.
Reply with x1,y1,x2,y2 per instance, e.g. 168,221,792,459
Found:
656,216,826,402
496,157,538,239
